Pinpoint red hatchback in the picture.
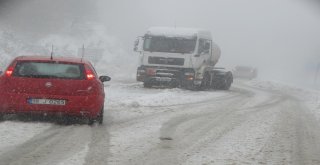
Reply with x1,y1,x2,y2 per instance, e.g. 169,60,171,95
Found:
0,56,110,124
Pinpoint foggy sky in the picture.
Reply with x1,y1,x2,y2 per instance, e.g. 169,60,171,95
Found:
1,0,320,86
97,0,320,86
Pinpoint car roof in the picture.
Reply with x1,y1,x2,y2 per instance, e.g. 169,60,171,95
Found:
14,56,91,65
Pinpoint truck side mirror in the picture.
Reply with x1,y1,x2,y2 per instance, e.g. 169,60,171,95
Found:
196,41,211,57
134,36,143,52
204,42,210,50
204,42,210,54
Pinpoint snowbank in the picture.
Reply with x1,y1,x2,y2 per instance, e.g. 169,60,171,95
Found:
246,79,320,121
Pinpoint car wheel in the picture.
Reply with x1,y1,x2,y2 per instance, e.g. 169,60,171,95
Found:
97,107,104,125
88,106,104,125
88,119,94,125
0,114,4,121
200,73,210,90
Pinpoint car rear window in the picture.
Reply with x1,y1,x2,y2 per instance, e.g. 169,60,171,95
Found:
13,61,85,79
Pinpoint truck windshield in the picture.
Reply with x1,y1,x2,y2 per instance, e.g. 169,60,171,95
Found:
143,36,196,54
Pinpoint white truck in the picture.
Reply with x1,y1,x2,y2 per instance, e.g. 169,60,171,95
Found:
134,27,233,90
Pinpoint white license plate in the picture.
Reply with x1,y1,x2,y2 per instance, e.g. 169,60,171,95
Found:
28,99,66,105
156,77,172,82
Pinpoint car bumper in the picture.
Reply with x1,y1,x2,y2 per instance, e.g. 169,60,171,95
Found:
0,93,104,118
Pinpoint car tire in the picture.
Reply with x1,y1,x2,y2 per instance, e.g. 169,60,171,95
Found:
0,114,4,121
88,106,104,125
97,107,104,125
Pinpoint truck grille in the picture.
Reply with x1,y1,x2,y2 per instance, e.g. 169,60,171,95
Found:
148,57,184,66
156,69,180,78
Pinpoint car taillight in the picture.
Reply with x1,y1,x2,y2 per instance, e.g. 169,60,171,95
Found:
85,69,95,80
5,66,14,77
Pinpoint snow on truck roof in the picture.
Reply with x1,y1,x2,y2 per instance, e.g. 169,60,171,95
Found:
146,27,212,39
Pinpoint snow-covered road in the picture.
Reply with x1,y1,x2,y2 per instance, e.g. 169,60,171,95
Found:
1,80,320,165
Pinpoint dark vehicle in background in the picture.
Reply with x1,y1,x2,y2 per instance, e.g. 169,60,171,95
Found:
0,56,111,125
233,66,258,80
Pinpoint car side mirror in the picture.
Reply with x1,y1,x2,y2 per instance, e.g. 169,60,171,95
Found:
0,71,2,75
99,76,111,82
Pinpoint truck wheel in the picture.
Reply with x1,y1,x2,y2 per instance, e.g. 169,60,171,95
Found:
222,73,233,90
200,73,211,90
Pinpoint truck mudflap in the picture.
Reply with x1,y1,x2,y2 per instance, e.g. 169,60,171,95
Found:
136,66,195,88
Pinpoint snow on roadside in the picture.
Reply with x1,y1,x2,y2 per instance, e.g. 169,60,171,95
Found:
104,82,232,121
246,79,320,121
0,122,51,155
106,82,229,108
104,82,235,164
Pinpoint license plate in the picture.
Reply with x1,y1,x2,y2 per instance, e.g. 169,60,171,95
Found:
28,99,66,105
156,77,172,82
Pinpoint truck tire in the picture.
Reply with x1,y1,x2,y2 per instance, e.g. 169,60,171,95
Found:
221,72,233,90
212,71,232,90
200,73,211,90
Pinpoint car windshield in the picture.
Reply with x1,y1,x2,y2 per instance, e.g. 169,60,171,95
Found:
13,61,84,79
143,36,196,54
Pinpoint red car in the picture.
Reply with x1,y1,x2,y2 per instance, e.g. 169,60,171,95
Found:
0,56,110,125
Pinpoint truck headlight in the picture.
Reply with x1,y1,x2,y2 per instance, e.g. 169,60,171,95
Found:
137,69,146,75
184,72,194,76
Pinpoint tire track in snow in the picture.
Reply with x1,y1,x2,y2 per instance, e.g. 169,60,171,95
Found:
253,97,320,165
84,124,111,165
129,85,284,165
106,84,261,164
0,125,92,165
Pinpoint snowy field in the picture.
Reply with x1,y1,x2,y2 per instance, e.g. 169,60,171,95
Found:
0,79,320,165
